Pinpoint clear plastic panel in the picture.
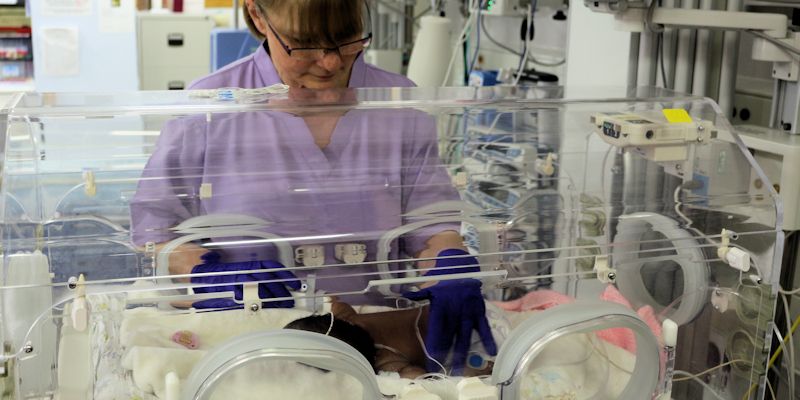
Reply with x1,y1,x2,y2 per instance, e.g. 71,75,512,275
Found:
0,86,781,399
519,332,634,399
198,359,365,400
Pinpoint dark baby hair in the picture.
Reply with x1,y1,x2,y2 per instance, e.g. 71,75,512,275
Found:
284,314,376,371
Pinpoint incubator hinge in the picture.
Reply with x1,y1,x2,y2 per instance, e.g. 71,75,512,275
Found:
143,241,156,277
243,282,261,315
594,255,616,283
68,274,89,332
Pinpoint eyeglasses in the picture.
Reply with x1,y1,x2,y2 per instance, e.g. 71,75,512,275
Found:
266,19,372,62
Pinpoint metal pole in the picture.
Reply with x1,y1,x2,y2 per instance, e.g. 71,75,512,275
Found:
662,0,678,88
691,0,713,95
718,0,743,118
404,2,414,51
673,0,697,93
638,31,658,87
628,32,641,89
770,79,781,129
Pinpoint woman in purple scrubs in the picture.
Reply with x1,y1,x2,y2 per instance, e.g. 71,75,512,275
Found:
131,0,495,373
132,0,463,293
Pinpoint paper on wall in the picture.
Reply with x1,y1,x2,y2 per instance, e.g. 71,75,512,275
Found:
98,0,135,34
40,27,80,77
42,0,92,16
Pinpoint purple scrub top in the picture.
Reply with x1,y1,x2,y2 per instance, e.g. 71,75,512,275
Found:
130,45,459,302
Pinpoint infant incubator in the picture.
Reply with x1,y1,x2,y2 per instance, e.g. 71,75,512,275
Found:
0,86,782,399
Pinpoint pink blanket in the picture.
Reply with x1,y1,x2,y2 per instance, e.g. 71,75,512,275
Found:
493,285,663,353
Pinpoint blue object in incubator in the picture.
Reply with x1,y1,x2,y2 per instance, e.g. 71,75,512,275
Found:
402,248,497,374
469,70,498,87
190,252,301,309
467,352,493,370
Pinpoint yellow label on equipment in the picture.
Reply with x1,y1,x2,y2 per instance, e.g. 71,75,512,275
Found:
662,109,692,123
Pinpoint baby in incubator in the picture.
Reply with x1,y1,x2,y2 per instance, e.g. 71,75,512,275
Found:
284,286,663,379
285,300,501,379
110,284,663,400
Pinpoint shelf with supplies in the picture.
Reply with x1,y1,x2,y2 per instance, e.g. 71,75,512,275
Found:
0,55,30,62
0,29,29,38
0,25,32,84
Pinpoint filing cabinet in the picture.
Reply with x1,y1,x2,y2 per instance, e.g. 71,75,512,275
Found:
137,13,214,90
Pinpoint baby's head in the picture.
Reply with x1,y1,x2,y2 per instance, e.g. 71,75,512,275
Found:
284,314,376,371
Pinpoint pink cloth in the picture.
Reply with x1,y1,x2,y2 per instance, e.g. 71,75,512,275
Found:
492,289,574,312
493,285,663,353
596,285,663,352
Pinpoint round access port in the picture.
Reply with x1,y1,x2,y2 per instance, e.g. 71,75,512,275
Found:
726,330,761,377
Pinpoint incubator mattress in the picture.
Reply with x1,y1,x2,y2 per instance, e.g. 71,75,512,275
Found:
82,293,640,400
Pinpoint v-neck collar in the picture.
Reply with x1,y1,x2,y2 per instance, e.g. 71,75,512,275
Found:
279,110,360,175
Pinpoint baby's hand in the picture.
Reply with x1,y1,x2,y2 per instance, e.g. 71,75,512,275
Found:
331,300,358,322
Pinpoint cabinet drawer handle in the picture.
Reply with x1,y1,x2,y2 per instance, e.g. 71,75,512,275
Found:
167,33,184,47
168,81,185,90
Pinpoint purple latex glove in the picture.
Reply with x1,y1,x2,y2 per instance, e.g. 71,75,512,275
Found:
190,252,301,309
403,249,497,374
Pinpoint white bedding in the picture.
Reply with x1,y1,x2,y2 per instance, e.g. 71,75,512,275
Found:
86,295,637,400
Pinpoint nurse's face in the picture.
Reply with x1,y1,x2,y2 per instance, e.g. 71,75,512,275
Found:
247,2,359,89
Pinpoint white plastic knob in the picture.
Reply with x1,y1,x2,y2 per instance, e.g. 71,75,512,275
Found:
662,318,678,347
165,371,180,400
457,377,498,400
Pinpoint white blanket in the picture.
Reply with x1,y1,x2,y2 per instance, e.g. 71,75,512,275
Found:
107,305,636,400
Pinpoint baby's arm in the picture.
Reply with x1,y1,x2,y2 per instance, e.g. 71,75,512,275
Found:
375,351,428,379
332,301,430,377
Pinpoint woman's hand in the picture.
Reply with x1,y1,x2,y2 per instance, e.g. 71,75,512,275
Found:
163,242,209,280
403,249,497,374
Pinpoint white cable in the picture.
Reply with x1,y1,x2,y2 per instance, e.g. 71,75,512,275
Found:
325,312,335,336
772,323,790,377
766,378,777,400
674,185,700,234
780,292,796,396
779,285,800,296
441,8,478,86
529,55,566,67
416,372,449,380
671,359,748,382
672,371,726,400
599,146,614,202
414,302,448,374
375,343,408,358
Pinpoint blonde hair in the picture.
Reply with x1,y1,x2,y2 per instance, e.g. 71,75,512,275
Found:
244,0,365,46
